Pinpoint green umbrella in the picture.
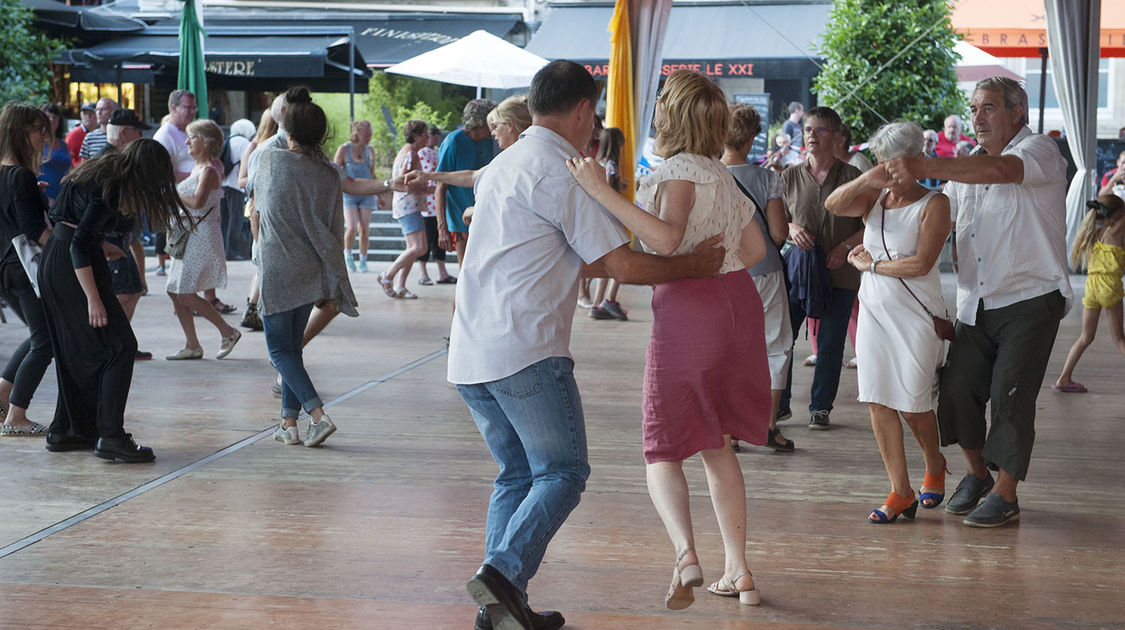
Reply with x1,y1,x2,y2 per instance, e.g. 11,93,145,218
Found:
177,0,206,120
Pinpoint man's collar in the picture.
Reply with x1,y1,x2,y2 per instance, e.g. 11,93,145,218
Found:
522,126,581,157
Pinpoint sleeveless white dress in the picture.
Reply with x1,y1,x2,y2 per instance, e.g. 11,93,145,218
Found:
167,167,227,294
855,190,948,413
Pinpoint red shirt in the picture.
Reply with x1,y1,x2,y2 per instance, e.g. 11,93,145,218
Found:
65,125,92,167
935,132,975,158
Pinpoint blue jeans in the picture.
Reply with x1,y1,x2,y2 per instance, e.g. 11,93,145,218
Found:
782,287,857,413
262,303,323,418
457,356,590,595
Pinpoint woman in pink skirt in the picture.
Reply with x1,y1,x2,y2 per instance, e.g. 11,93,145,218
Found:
568,69,771,609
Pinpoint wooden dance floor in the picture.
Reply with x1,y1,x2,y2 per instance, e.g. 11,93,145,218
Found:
0,263,1121,629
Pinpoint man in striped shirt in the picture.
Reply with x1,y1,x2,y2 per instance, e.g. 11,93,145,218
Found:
78,98,118,160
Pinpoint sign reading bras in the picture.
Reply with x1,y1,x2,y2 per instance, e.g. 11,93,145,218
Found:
206,60,257,76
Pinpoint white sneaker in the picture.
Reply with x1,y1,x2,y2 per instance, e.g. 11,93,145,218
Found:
273,423,299,445
304,415,337,447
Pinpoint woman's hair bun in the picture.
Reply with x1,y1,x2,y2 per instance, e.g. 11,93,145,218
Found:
285,86,312,105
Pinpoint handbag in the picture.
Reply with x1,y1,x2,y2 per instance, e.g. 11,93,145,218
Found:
878,197,955,342
10,234,42,297
165,205,214,260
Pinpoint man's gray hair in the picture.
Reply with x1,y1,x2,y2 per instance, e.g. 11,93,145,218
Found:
975,76,1029,125
462,98,496,131
868,120,925,162
106,123,123,144
97,97,118,108
788,101,803,114
168,89,195,109
270,93,287,131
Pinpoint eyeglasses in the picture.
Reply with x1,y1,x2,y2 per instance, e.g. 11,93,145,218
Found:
803,126,836,135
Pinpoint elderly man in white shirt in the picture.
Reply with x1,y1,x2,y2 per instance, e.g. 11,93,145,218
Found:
452,60,724,630
886,76,1072,528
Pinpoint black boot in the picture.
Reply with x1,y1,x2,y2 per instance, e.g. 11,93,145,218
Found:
474,605,565,630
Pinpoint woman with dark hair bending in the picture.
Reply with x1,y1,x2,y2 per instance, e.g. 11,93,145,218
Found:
0,103,53,437
38,139,186,461
254,87,358,447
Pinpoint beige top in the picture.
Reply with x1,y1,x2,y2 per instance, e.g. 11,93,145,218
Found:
635,153,753,275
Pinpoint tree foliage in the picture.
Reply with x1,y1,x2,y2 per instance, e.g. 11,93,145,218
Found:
315,73,470,170
0,0,65,104
813,0,965,142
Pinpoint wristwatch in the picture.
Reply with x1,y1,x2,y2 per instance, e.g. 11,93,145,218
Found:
871,260,879,275
383,178,392,190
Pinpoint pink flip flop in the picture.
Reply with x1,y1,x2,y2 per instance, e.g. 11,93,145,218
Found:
1051,382,1087,393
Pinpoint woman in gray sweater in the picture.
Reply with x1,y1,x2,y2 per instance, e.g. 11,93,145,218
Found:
253,87,358,447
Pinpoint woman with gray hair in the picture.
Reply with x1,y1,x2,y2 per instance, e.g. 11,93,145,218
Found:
825,121,952,524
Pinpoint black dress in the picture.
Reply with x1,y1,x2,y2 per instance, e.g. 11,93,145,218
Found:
38,180,137,440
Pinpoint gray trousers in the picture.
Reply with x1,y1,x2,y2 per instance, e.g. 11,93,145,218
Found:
937,290,1065,481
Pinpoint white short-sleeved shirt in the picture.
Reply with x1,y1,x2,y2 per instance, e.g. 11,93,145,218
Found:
222,135,252,190
447,126,629,385
945,126,1073,325
153,123,194,175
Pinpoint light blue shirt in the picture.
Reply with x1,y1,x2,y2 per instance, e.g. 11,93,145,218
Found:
447,126,629,384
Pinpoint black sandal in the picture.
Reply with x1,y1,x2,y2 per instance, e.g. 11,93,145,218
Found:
766,428,795,452
210,298,237,314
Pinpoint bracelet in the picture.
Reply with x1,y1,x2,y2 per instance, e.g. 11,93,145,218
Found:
871,260,878,275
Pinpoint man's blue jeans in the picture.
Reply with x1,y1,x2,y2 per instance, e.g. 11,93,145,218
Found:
782,287,857,413
262,302,323,419
457,356,590,595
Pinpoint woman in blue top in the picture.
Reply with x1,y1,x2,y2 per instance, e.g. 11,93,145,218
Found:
333,119,376,273
38,104,71,205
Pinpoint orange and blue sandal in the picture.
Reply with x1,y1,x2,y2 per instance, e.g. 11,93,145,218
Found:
868,490,918,524
920,472,947,509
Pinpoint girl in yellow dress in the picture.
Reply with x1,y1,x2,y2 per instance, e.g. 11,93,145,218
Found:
1054,193,1125,392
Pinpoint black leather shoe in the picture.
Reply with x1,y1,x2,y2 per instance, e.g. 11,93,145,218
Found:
45,432,97,452
474,605,564,630
94,434,155,463
466,564,533,630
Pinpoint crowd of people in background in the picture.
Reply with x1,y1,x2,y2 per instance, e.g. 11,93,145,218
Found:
0,59,1119,630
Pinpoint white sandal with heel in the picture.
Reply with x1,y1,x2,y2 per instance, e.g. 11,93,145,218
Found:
707,569,760,606
666,548,703,610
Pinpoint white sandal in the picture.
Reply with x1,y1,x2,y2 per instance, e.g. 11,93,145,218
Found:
707,570,760,606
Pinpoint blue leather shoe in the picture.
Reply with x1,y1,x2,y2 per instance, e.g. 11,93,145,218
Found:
963,493,1019,528
945,472,994,515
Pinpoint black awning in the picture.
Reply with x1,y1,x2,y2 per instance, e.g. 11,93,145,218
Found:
22,0,145,37
526,1,829,78
59,26,371,92
189,11,522,67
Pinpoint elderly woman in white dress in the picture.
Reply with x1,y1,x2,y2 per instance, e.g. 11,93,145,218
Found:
825,121,951,524
166,119,241,360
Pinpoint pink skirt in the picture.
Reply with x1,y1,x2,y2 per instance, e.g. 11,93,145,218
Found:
642,271,772,463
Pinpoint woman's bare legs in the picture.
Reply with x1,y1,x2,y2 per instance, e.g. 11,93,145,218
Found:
343,206,359,257
385,231,427,291
902,409,945,501
170,292,238,350
0,379,37,428
1056,306,1100,387
117,292,141,321
699,440,755,592
356,208,372,262
647,461,696,559
870,403,911,498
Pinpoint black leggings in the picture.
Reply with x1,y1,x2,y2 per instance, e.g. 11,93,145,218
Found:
417,215,446,263
0,290,54,409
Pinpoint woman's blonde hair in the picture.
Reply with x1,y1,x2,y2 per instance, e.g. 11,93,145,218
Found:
487,95,533,135
654,70,729,158
187,119,224,160
1071,193,1125,266
349,119,372,144
253,108,278,144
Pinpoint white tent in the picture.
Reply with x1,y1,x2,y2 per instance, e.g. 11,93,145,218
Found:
954,41,1024,83
384,29,550,97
